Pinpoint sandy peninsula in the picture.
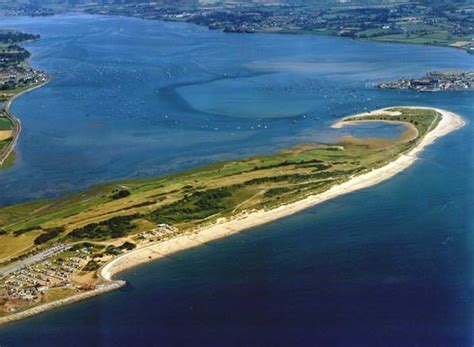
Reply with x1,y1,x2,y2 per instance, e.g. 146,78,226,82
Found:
0,106,465,325
100,106,465,280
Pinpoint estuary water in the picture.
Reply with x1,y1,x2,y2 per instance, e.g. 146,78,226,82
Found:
0,14,472,346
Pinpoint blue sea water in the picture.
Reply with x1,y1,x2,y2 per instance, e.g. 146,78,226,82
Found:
0,14,472,346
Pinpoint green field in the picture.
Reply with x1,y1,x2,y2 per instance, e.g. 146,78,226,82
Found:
0,114,14,156
0,116,13,131
0,107,441,265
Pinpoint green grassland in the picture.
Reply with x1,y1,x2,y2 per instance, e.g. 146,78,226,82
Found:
0,113,14,158
0,107,440,265
356,19,474,52
0,84,42,102
343,108,441,139
0,114,13,153
0,152,15,170
0,140,9,152
0,115,13,131
370,32,473,47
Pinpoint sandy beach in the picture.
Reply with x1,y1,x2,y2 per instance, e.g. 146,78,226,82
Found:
0,106,465,325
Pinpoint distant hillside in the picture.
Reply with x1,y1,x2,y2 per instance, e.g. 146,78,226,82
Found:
0,0,471,9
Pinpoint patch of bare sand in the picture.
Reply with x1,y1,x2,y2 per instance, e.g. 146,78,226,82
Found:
0,130,12,141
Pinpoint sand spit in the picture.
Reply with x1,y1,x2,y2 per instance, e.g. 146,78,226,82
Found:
101,107,465,281
0,107,465,325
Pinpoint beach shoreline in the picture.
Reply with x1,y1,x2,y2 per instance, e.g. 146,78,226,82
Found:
0,106,465,325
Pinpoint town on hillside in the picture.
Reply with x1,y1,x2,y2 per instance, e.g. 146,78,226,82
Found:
0,1,473,54
377,71,474,92
0,30,47,94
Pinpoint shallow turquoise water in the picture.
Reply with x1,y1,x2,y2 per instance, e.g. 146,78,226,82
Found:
0,14,472,346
